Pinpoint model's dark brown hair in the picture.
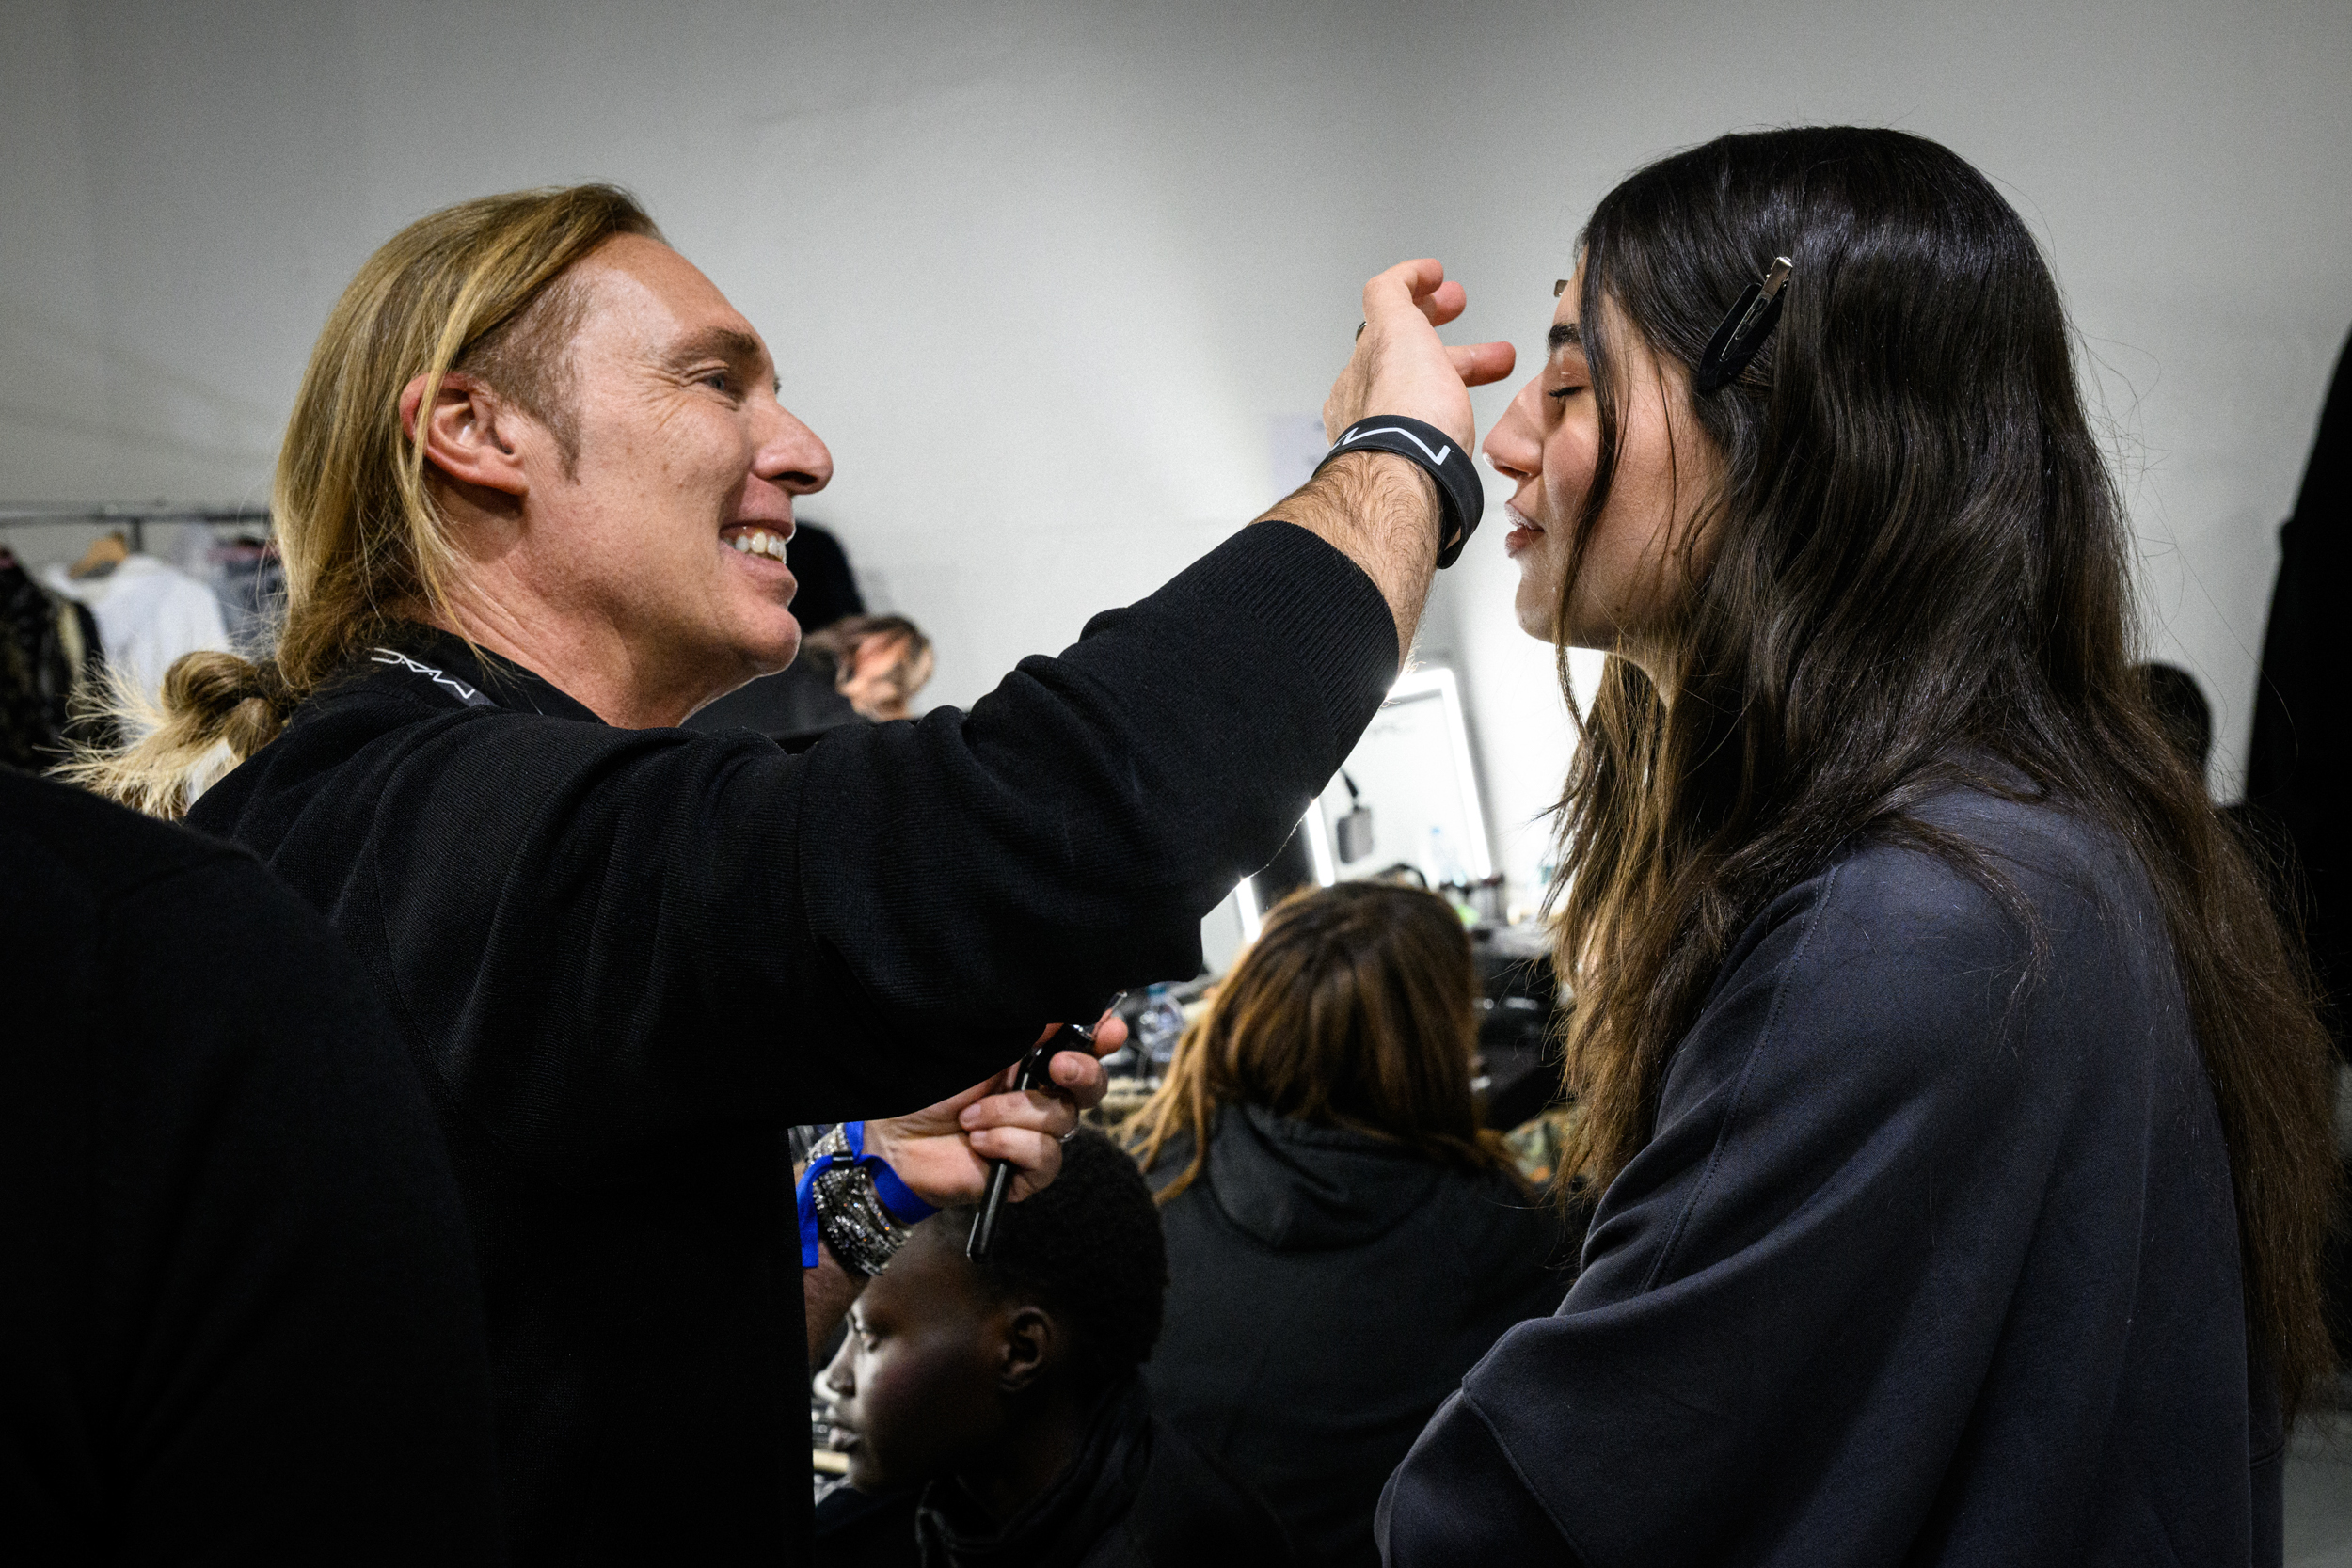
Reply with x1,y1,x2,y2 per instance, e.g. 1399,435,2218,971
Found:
1125,881,1512,1202
1547,126,2336,1411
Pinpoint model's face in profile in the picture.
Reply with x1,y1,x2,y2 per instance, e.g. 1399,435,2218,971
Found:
817,1222,1008,1493
1482,267,1717,660
530,235,834,702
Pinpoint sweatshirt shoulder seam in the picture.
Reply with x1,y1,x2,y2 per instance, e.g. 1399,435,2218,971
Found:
1460,1384,1596,1562
1641,861,1847,1291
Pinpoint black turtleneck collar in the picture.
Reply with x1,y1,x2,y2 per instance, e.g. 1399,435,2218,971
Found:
356,622,604,726
914,1375,1152,1568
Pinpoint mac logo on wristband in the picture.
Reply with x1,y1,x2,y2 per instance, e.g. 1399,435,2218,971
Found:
1313,413,1484,569
1336,423,1454,467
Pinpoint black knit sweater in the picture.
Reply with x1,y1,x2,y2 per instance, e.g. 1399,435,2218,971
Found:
187,522,1396,1565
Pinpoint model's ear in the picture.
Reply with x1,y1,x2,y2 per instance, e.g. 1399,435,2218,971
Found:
397,371,534,499
996,1304,1063,1395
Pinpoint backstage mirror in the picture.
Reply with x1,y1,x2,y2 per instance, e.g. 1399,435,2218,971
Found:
1198,666,1495,971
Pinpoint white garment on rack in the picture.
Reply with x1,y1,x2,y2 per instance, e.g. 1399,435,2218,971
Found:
41,554,231,716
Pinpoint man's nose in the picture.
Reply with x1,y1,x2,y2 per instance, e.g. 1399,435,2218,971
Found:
756,400,834,498
1482,375,1545,483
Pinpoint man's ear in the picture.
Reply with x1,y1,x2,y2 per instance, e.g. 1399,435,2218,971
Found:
397,371,534,499
996,1305,1063,1396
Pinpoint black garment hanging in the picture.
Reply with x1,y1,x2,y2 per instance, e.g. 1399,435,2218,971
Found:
2246,323,2352,1051
787,522,866,635
687,522,869,741
0,556,108,770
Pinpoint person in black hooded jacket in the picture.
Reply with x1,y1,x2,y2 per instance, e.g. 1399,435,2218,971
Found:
1123,882,1569,1568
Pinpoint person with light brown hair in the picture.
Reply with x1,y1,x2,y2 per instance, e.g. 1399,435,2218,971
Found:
69,183,1513,1564
813,613,935,721
1125,881,1566,1568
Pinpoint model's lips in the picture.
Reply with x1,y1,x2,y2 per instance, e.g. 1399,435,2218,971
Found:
823,1425,861,1453
1502,502,1545,558
720,521,790,562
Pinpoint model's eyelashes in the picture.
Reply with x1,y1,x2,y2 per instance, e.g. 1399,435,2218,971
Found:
1548,385,1587,403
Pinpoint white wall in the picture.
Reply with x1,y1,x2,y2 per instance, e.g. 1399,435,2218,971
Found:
6,0,2349,899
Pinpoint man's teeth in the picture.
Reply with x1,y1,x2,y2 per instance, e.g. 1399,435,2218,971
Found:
729,531,787,562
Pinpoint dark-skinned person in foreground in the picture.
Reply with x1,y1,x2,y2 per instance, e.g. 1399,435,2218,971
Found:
72,184,1511,1566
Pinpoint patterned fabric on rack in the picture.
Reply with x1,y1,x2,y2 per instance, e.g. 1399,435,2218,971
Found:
0,561,109,771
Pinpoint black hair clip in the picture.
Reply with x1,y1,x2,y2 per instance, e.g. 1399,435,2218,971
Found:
1694,256,1793,393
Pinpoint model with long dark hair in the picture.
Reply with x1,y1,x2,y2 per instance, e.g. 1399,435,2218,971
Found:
1377,127,2336,1566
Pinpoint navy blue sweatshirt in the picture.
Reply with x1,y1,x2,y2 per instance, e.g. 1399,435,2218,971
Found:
1377,786,2282,1567
185,522,1396,1566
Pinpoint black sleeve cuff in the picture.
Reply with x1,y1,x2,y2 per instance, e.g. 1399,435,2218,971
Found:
1142,521,1397,773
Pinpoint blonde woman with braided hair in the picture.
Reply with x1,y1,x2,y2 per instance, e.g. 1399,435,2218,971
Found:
74,182,1514,1564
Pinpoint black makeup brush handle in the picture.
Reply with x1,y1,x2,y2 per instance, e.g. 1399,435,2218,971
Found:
966,1020,1095,1260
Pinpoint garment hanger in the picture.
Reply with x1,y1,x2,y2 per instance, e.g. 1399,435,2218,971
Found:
69,530,130,579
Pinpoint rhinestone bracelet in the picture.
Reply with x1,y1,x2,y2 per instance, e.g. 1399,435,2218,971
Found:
808,1124,917,1276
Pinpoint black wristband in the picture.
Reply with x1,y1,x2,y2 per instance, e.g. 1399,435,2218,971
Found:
1312,415,1485,568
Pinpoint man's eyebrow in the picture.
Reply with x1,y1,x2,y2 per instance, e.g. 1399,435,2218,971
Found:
1548,322,1585,355
664,325,769,371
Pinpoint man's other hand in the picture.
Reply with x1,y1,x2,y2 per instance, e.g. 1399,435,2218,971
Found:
860,1008,1127,1207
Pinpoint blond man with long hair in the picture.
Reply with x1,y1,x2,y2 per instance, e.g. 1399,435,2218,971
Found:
77,184,1510,1563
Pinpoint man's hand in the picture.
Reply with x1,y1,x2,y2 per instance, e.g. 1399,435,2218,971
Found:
1266,260,1515,661
1324,259,1515,448
860,1008,1126,1207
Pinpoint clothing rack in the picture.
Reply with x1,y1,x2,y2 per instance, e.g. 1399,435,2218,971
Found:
0,506,272,555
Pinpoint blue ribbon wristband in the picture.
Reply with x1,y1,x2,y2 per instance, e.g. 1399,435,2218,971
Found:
797,1121,939,1268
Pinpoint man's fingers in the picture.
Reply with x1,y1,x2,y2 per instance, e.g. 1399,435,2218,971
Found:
1415,278,1468,327
1448,341,1518,386
1368,257,1447,299
967,1126,1063,1199
1363,260,1449,334
1089,1010,1128,1053
961,1082,1083,1136
1046,1049,1109,1110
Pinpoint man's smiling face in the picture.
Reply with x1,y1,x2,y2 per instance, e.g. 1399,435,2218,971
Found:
517,235,833,707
